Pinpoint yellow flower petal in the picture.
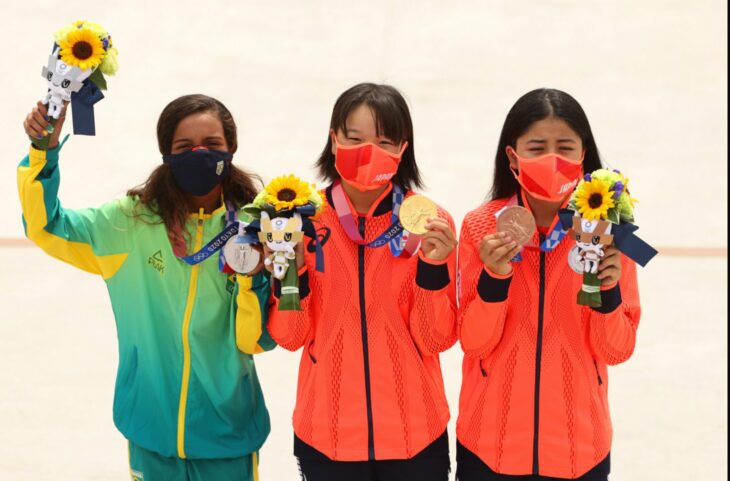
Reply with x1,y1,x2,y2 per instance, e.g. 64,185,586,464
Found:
57,27,106,71
262,175,313,211
573,177,615,221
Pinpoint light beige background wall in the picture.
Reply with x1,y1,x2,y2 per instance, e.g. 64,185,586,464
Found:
1,1,726,480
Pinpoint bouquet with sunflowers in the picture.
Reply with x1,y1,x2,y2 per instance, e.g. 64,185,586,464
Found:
565,169,637,307
34,20,118,149
244,175,324,311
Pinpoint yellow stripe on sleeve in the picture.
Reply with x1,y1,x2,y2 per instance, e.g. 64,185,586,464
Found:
17,150,128,280
234,274,264,355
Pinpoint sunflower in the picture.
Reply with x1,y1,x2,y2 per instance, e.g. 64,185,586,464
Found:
574,178,615,221
59,27,106,71
263,175,313,211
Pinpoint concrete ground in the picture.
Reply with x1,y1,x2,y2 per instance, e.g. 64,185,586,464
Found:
1,0,726,480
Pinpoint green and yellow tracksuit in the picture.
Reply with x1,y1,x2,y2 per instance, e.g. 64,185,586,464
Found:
17,141,275,479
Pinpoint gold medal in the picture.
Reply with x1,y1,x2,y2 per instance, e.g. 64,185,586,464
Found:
399,195,438,235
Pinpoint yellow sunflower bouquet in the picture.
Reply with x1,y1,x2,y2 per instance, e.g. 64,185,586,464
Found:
244,175,324,311
566,169,636,307
34,20,118,149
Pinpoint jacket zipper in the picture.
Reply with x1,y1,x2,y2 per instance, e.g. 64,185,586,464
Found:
358,216,376,461
532,233,546,475
176,212,205,459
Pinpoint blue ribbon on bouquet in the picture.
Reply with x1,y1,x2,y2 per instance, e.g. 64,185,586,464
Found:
70,81,104,135
558,208,658,267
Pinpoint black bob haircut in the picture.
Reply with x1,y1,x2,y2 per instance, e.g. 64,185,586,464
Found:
315,82,424,190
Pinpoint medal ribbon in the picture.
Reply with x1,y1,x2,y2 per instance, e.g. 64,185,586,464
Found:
177,203,257,269
331,180,419,257
218,201,238,273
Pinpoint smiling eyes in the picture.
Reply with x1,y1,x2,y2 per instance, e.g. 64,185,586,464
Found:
346,137,395,146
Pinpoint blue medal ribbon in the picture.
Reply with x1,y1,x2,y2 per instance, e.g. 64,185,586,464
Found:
387,185,409,256
179,222,241,266
179,203,258,267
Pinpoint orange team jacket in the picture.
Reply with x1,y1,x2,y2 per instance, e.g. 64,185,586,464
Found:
456,196,641,479
268,184,458,461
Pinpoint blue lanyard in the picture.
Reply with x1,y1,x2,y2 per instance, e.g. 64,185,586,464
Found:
177,203,256,267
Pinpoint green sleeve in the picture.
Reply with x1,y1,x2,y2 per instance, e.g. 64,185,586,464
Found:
17,141,135,279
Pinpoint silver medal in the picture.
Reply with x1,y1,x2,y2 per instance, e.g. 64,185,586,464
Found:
568,244,585,274
223,237,261,274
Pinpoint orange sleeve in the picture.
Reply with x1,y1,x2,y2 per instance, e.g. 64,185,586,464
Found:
407,212,458,355
267,265,313,351
587,255,641,365
457,218,512,359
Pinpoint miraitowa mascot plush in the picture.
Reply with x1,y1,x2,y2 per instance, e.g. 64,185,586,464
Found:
572,216,615,305
259,212,304,281
561,168,658,308
33,20,118,149
42,46,91,119
244,175,325,311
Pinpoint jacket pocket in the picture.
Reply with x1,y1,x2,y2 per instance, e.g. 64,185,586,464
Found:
479,358,489,378
307,339,317,364
112,346,139,430
118,346,138,389
593,358,603,386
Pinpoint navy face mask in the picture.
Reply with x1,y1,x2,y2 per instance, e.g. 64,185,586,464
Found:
162,146,233,196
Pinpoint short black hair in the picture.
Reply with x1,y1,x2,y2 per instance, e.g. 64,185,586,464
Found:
315,82,424,190
490,88,603,200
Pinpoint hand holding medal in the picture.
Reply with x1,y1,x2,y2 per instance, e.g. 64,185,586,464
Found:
480,205,536,276
399,195,456,261
496,206,536,247
31,20,118,150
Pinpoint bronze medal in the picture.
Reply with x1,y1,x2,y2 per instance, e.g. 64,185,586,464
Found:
496,206,536,246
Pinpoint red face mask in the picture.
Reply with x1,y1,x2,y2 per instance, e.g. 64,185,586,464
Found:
507,146,584,201
333,137,408,192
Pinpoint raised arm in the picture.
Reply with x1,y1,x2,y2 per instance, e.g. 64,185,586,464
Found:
18,103,132,279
